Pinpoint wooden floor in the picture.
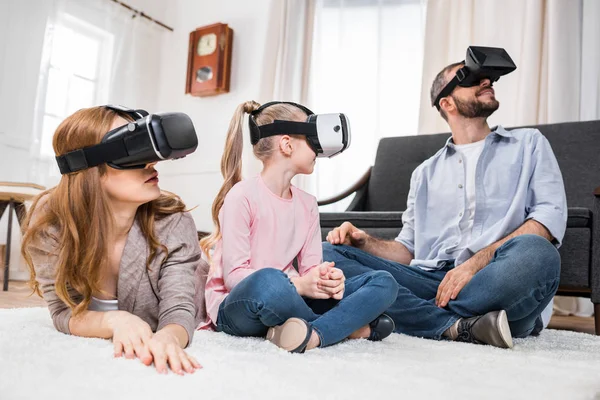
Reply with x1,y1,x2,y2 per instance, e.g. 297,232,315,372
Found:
547,315,596,335
0,280,46,308
0,281,596,335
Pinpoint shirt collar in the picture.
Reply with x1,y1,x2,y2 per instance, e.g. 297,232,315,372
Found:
445,125,512,149
492,125,513,138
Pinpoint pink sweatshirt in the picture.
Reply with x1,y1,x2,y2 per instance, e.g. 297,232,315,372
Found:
202,175,323,329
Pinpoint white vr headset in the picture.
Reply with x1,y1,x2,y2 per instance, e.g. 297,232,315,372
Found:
248,101,351,158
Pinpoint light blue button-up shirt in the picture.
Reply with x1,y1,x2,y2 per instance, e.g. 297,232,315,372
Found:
396,126,568,270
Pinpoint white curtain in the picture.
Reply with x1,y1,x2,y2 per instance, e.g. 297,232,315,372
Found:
308,0,427,210
419,0,600,316
29,0,167,188
242,0,316,183
580,0,600,121
418,0,600,135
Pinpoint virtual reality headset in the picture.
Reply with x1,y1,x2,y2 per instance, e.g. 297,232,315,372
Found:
56,105,198,174
433,46,516,110
249,101,351,158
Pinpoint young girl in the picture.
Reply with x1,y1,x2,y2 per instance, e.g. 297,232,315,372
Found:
22,106,204,374
199,101,399,352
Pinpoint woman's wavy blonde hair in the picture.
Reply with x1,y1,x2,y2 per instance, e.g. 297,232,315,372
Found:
21,106,186,315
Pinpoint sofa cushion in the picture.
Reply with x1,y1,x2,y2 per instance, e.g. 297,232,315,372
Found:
534,121,600,211
363,120,600,213
366,135,447,211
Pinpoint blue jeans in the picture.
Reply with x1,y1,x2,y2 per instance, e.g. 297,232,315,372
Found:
216,268,398,347
323,234,560,339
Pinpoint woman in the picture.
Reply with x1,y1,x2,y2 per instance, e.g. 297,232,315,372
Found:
22,106,204,374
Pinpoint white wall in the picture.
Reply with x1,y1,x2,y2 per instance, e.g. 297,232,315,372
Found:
0,0,53,183
0,0,170,279
0,0,276,278
154,0,275,232
0,0,57,280
0,0,168,183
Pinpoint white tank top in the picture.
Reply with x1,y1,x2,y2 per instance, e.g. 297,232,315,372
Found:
454,139,486,253
88,296,119,312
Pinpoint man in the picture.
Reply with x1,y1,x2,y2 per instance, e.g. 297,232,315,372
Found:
323,59,567,349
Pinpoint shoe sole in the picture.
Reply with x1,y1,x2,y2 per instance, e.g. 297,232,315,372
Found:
496,310,514,349
266,318,311,353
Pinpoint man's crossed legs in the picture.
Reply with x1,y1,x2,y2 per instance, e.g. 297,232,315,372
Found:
323,234,560,348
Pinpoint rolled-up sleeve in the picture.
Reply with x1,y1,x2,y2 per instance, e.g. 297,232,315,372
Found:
157,213,202,346
395,168,418,254
525,134,568,247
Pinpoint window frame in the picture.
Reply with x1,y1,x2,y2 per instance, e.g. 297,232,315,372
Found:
35,12,114,158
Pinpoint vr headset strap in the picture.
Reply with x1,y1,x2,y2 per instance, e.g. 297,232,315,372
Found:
255,120,317,140
252,102,314,117
56,139,129,174
104,105,149,119
434,64,468,110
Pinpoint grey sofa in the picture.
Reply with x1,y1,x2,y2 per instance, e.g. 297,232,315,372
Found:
319,120,600,335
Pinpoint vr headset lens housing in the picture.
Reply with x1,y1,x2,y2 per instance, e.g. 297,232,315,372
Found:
55,106,198,174
309,113,351,158
249,102,351,158
104,112,198,169
433,46,516,110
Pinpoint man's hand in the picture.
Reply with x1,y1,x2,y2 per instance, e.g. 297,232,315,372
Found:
435,260,479,308
326,221,414,265
326,222,368,247
435,220,554,308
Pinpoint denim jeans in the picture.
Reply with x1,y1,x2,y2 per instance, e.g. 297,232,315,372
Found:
216,268,398,347
323,234,560,339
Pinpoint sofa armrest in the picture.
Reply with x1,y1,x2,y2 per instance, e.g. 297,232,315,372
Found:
317,167,372,207
567,207,593,228
592,189,600,304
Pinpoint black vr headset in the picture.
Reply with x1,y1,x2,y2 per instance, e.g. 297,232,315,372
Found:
433,46,516,110
56,105,198,174
249,101,351,158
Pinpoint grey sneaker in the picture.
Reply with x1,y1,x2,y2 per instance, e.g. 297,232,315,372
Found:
266,318,312,353
456,310,514,349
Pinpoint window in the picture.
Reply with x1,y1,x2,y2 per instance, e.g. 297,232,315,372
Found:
38,13,113,158
309,0,426,211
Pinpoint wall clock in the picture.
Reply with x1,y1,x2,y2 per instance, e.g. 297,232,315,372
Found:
185,23,233,97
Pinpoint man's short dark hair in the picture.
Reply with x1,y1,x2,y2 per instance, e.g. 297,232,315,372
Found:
430,61,464,121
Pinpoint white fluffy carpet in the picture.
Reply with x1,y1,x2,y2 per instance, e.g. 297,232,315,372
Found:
2,308,600,400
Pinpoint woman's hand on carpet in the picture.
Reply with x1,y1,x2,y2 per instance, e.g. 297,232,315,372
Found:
148,329,202,375
107,311,153,364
